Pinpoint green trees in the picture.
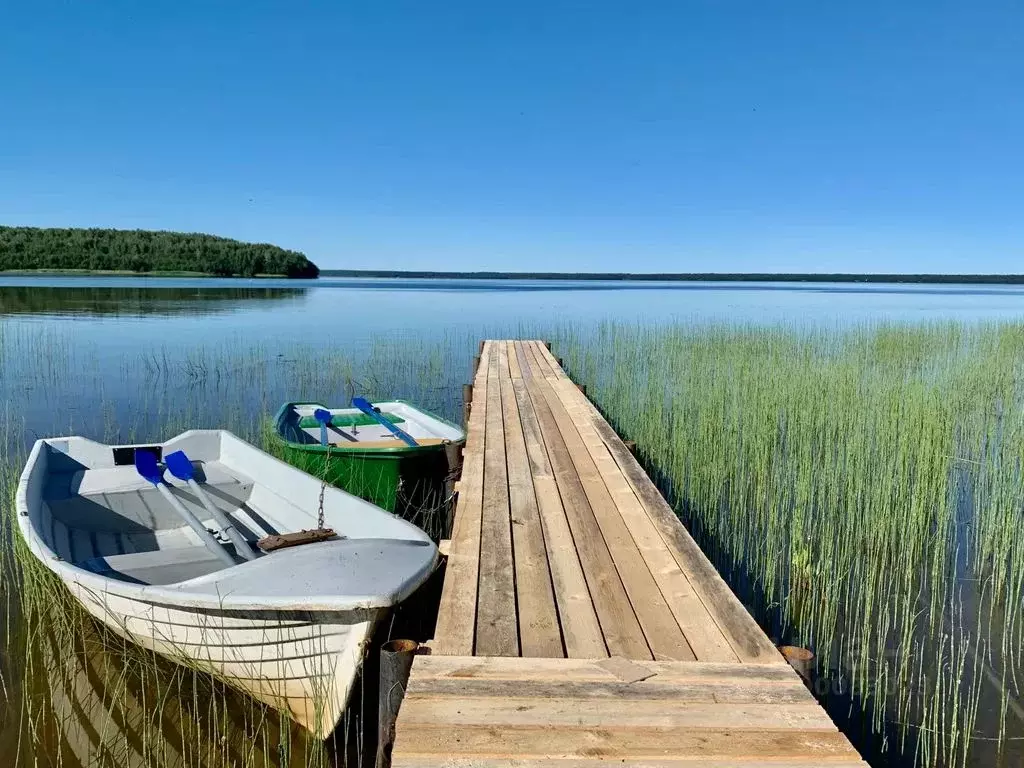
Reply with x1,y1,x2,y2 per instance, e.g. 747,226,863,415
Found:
0,227,319,278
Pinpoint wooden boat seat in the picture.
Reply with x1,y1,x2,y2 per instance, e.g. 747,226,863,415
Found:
77,546,234,585
44,462,254,533
325,437,450,449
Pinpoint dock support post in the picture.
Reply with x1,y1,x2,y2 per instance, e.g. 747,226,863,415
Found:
377,639,419,768
462,384,474,428
779,645,815,690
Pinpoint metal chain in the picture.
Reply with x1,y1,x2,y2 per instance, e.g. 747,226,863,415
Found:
316,444,329,530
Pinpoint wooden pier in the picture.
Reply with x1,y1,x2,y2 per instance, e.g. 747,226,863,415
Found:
390,340,866,766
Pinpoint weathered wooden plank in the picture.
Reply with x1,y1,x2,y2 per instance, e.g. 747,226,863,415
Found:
399,697,837,730
507,338,523,379
512,342,607,659
545,374,739,663
533,342,783,664
475,343,519,656
498,342,563,657
432,342,492,655
520,351,651,659
394,759,867,768
531,339,564,379
409,656,799,684
521,343,694,662
392,723,861,760
405,678,811,704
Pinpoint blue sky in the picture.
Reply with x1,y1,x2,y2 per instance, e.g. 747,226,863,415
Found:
2,1,1022,272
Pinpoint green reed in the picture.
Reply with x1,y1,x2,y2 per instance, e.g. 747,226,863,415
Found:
556,321,1024,767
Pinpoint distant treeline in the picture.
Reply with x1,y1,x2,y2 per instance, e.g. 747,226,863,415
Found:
322,269,1024,284
0,227,319,278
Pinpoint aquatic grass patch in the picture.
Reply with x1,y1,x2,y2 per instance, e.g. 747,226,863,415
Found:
557,321,1024,768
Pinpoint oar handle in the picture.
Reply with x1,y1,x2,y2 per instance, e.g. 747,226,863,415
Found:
154,483,236,567
351,398,418,447
187,479,257,561
314,408,331,447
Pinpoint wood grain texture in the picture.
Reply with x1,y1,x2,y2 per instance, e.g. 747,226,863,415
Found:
522,349,651,659
512,342,606,658
393,724,860,760
399,698,836,730
534,342,782,663
405,678,813,704
410,655,798,684
546,374,739,663
498,343,563,657
394,759,867,768
432,341,492,655
521,342,694,661
475,343,519,656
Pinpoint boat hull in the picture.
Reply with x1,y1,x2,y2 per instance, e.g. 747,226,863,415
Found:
278,441,456,513
69,580,380,736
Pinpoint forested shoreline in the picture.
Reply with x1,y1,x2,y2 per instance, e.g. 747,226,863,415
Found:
0,227,319,278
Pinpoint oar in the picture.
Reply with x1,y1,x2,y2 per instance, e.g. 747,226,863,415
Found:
313,408,332,446
134,451,236,568
351,397,418,447
164,450,257,561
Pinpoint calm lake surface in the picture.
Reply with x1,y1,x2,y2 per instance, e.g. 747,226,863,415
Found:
5,275,1024,768
5,275,1024,453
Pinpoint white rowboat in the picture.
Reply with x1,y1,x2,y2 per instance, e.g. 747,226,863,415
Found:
16,429,438,737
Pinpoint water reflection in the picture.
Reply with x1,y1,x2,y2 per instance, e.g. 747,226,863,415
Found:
0,569,332,768
0,285,306,317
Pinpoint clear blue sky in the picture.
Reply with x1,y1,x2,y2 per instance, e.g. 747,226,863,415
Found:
2,1,1022,272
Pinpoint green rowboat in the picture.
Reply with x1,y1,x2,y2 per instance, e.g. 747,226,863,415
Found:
272,401,465,513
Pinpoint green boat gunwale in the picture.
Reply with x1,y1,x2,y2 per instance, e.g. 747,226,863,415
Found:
271,400,465,456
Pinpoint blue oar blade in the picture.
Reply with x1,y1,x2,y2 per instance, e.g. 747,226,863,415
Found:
164,450,195,481
350,397,373,413
134,450,163,485
351,397,419,447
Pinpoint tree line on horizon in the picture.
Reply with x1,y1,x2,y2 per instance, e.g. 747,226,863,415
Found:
0,227,319,278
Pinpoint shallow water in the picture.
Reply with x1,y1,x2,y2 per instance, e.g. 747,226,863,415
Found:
4,275,1024,767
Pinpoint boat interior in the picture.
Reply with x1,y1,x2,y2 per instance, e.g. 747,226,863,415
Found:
41,453,271,585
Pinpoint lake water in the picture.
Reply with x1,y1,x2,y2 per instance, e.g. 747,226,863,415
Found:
6,275,1024,455
5,275,1024,768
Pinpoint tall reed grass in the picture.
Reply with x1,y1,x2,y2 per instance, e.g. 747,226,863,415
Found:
558,321,1024,768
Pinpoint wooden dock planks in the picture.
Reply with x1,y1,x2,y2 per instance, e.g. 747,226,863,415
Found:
498,342,562,658
408,340,867,767
393,656,867,766
430,341,491,656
